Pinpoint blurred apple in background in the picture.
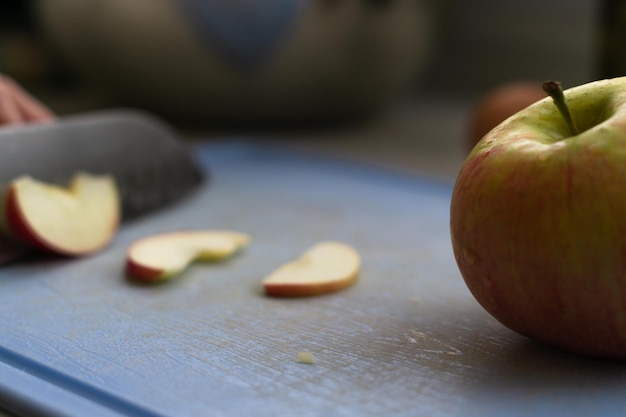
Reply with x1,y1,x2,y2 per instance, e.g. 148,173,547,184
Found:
467,81,547,151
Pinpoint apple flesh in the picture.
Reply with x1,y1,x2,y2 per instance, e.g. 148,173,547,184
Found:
450,77,626,359
4,173,120,256
125,230,251,283
262,241,360,297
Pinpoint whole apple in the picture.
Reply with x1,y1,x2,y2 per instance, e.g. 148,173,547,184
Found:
450,77,626,359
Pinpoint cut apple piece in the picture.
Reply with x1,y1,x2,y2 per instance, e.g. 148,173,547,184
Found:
125,230,251,283
4,173,120,256
262,241,360,297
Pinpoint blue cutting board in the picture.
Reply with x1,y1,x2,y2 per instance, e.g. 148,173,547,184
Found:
0,141,625,417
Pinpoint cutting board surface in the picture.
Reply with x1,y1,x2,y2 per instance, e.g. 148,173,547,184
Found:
1,141,625,417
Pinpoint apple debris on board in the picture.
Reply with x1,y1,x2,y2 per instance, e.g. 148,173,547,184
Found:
296,351,316,364
125,230,251,283
262,241,360,297
450,77,626,359
3,173,120,256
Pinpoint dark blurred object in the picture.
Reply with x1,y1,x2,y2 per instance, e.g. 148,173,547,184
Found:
598,0,626,78
418,0,597,98
363,0,395,8
0,1,33,24
36,0,442,126
0,1,109,117
0,0,48,80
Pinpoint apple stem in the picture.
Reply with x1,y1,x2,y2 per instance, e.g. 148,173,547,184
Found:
542,81,579,136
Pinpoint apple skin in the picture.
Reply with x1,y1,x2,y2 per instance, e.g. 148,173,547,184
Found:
263,270,359,297
125,260,167,283
450,77,626,359
5,186,53,253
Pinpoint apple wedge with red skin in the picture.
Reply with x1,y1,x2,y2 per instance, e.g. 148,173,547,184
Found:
262,241,360,297
125,231,251,283
4,173,120,256
451,77,626,359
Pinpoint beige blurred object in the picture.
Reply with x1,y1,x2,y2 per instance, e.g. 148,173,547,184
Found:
36,0,440,124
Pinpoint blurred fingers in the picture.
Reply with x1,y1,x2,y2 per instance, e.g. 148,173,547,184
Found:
0,77,25,125
0,74,55,125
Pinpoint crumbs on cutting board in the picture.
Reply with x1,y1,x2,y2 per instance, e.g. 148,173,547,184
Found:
296,351,316,364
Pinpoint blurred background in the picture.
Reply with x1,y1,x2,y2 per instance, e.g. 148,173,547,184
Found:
0,0,605,177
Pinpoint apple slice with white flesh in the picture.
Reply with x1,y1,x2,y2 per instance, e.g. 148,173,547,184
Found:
262,241,360,297
4,173,120,256
125,231,251,283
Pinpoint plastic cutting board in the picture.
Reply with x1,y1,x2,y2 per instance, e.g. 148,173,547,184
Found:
0,141,624,417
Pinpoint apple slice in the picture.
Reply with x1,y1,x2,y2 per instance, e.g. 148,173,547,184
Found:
4,173,120,256
125,230,251,283
262,241,360,297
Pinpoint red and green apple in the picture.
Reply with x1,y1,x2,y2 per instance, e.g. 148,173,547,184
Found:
451,77,626,359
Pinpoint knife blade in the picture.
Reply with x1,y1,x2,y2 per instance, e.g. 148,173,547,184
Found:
0,109,205,221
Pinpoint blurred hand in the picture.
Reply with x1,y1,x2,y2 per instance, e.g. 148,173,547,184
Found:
0,74,55,126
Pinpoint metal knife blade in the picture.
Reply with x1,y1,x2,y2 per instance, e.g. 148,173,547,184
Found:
0,109,205,221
